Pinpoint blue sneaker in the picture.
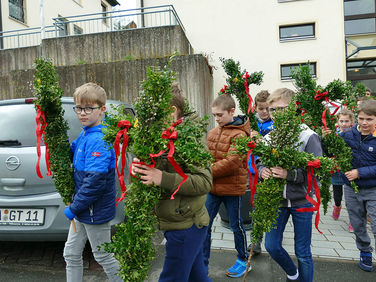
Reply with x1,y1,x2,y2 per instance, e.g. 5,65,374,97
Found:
359,252,373,272
226,258,251,278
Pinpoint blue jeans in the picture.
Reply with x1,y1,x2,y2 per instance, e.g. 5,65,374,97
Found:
203,193,248,266
265,204,313,282
159,225,211,282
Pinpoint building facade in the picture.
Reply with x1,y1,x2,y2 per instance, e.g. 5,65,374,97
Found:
138,0,349,95
0,0,119,48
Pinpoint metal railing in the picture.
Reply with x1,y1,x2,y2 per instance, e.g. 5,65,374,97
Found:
0,5,185,50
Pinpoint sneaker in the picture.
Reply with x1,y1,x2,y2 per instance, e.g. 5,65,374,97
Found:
348,223,354,233
359,252,373,272
226,259,251,278
332,205,341,220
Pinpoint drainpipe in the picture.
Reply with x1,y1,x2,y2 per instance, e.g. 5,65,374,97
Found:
140,0,145,28
0,0,3,49
39,0,45,55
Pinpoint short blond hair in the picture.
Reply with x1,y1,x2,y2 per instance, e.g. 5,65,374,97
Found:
267,88,295,105
73,82,106,106
337,109,354,122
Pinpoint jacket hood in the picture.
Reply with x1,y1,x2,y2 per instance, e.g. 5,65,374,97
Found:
224,115,250,136
83,123,105,133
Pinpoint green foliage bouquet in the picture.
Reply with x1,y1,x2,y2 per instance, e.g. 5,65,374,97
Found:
291,64,363,192
219,58,264,131
102,61,212,281
33,58,75,206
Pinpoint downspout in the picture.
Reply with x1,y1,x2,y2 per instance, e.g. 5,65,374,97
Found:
140,0,144,28
0,0,3,49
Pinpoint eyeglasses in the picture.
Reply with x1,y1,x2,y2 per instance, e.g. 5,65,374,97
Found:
73,106,101,114
269,106,287,113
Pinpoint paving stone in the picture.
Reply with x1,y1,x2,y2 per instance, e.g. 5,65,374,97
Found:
222,233,234,241
211,239,234,249
311,240,342,249
214,226,233,234
211,232,223,240
339,242,359,251
324,235,355,243
311,247,338,257
282,238,295,246
335,249,360,260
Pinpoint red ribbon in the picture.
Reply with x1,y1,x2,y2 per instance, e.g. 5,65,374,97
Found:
242,72,254,114
130,119,187,200
247,141,258,206
220,85,228,94
297,159,322,234
296,101,307,123
314,91,340,130
35,105,52,178
114,120,132,205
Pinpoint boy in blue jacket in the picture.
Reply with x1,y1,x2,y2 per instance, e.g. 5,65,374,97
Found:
63,83,121,282
341,99,376,272
247,90,272,254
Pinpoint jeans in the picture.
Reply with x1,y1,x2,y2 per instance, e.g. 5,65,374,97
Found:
344,184,376,253
265,204,313,282
63,220,122,282
203,193,248,266
159,225,211,282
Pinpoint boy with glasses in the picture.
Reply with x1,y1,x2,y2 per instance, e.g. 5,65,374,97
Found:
63,82,122,282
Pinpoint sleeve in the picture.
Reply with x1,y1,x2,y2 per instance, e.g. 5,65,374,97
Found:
211,133,246,179
69,137,113,215
160,166,213,197
358,165,376,179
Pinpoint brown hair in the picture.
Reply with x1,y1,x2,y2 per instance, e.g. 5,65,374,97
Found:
255,90,270,106
337,109,354,122
170,82,185,119
212,94,236,112
267,88,295,104
73,82,106,106
358,99,376,116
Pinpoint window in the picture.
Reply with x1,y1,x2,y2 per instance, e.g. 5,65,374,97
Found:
347,59,376,79
279,23,315,41
344,0,376,35
101,2,108,24
280,62,316,80
73,25,83,35
9,0,25,23
56,16,69,37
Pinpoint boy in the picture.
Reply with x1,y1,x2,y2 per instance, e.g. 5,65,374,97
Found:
331,109,355,234
203,94,250,278
341,99,376,272
247,90,273,254
132,83,212,281
257,88,322,282
63,82,122,282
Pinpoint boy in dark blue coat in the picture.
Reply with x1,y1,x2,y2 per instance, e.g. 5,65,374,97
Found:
63,83,121,282
341,99,376,273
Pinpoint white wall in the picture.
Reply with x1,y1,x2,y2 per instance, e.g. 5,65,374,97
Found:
140,0,346,97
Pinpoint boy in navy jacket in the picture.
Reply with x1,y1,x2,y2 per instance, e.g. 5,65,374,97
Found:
63,83,121,282
341,99,376,272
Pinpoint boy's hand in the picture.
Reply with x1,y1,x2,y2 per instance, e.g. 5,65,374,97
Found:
132,163,162,186
250,130,259,139
261,168,272,179
321,127,332,138
345,169,359,181
64,206,76,220
271,167,288,179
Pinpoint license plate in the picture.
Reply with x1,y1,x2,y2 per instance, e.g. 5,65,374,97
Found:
0,208,45,226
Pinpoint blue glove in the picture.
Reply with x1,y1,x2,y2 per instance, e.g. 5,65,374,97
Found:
64,206,76,220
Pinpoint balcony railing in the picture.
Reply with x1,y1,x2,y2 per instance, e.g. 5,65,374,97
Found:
0,5,185,50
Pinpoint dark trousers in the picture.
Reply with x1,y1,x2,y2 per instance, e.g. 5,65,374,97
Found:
159,225,211,282
333,184,343,207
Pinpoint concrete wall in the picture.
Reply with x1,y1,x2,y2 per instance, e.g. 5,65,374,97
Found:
0,54,213,120
0,25,192,76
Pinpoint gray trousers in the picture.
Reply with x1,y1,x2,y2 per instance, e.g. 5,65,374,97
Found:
344,184,376,253
63,220,122,282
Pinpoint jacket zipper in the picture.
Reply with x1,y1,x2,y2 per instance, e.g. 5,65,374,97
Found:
213,127,223,194
74,129,87,169
89,204,94,223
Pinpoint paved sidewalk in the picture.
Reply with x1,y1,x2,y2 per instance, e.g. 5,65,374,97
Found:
211,198,376,261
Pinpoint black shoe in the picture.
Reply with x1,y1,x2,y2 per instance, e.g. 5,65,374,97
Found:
247,242,262,256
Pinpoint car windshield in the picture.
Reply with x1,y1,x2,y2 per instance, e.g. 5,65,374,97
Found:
0,103,82,147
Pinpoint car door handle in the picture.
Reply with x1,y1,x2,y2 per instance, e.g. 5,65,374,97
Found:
1,178,26,187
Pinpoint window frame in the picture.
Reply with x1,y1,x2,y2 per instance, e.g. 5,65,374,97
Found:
344,0,376,35
280,62,317,81
279,23,315,42
9,0,26,23
73,24,83,35
347,59,376,80
101,2,108,25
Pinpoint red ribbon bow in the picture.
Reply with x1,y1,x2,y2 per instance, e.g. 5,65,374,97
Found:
247,141,258,206
242,72,254,114
114,120,132,205
130,119,187,200
296,101,307,123
314,91,340,130
297,159,322,234
220,85,228,94
35,105,52,178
